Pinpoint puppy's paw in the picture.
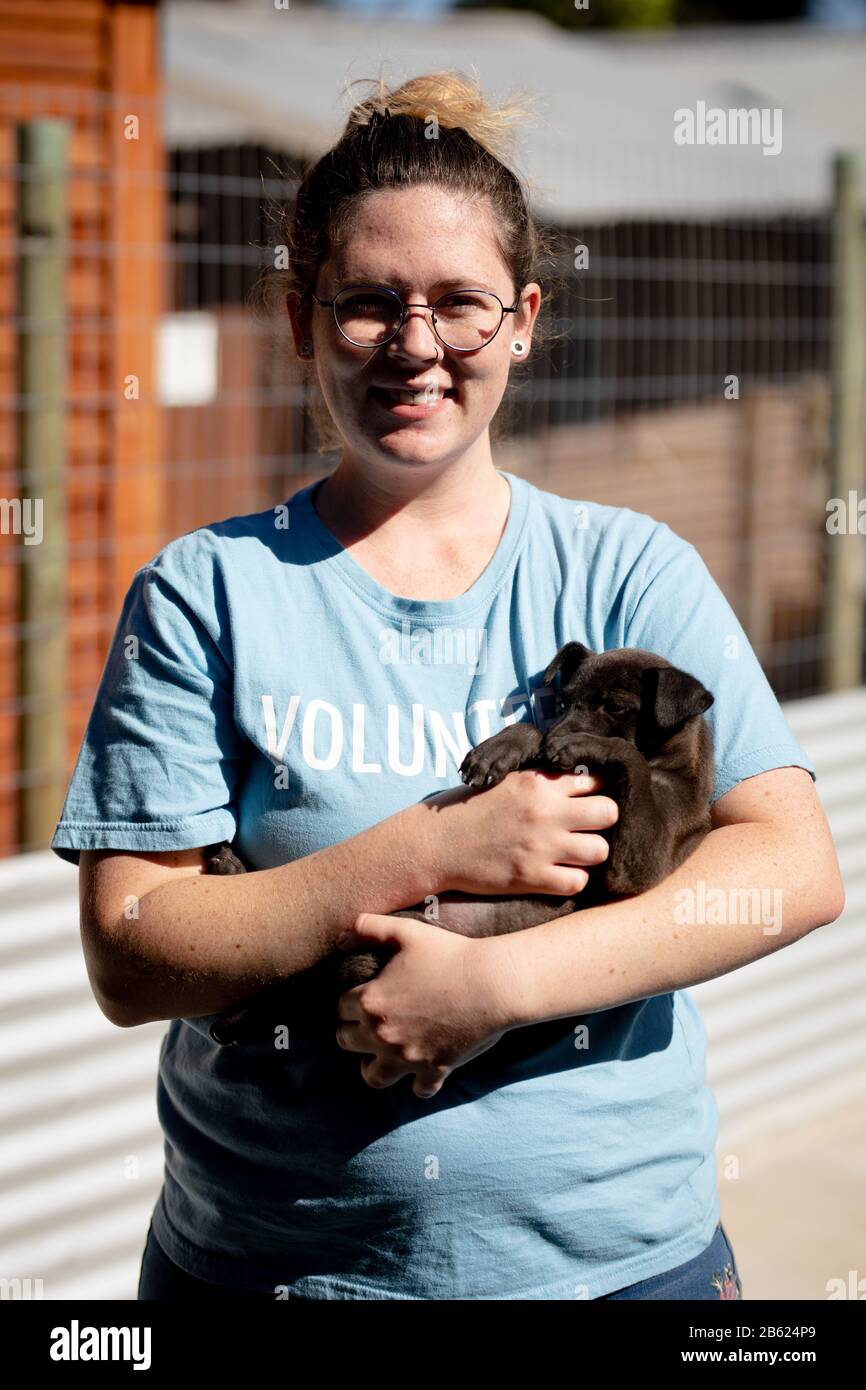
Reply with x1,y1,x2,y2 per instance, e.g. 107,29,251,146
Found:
209,1009,249,1046
459,738,524,788
205,842,249,875
336,946,392,992
542,730,613,774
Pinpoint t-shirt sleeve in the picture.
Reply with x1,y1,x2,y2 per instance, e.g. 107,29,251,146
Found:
51,548,247,866
623,523,816,804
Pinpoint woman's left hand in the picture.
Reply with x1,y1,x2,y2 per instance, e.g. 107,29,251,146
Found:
334,914,516,1099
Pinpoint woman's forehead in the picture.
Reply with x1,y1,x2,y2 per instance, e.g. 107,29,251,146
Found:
322,190,508,290
331,190,501,266
328,268,502,295
325,245,508,294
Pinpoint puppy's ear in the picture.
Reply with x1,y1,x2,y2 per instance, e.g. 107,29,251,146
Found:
543,642,594,688
640,666,713,737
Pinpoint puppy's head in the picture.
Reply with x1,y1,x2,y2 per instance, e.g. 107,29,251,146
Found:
543,642,714,755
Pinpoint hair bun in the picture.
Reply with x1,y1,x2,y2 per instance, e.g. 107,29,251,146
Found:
344,70,538,166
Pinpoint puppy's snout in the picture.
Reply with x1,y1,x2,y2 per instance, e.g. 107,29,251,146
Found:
554,709,610,737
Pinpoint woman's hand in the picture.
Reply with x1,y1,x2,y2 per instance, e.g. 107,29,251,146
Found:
427,767,619,898
334,914,517,1099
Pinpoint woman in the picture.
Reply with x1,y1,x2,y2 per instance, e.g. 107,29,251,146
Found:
52,73,843,1301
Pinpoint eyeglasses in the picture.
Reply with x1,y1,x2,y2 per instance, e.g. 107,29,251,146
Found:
309,284,520,352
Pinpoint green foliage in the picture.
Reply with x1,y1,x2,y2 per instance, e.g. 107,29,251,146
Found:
453,0,808,28
584,0,675,24
454,0,676,28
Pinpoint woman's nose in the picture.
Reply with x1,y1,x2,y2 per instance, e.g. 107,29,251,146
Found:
387,306,442,360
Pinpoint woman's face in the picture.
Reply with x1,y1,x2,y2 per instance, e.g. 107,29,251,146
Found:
287,184,541,475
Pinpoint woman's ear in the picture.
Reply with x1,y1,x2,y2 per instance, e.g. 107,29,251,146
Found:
511,281,542,359
286,291,313,359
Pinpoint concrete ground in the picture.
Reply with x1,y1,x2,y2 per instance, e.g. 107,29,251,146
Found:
716,1073,866,1301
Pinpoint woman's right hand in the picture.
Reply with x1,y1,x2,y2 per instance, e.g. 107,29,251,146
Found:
427,768,619,897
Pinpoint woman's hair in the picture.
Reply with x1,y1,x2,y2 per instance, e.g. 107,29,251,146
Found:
251,69,563,454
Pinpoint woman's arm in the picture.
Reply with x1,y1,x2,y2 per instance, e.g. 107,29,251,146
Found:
491,767,845,1028
335,767,846,1097
80,769,616,1028
80,800,439,1029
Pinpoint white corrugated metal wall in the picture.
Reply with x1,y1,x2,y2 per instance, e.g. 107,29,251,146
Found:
691,687,866,1140
0,854,165,1300
1,688,863,1299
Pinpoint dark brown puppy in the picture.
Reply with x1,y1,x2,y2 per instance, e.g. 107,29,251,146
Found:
205,643,715,1046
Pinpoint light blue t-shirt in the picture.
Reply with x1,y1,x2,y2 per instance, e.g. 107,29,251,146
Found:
51,470,816,1299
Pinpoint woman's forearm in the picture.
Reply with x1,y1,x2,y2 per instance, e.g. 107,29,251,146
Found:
92,797,449,1026
486,821,846,1029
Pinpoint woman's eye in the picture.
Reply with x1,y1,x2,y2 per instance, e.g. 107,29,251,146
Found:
344,294,388,315
436,293,489,316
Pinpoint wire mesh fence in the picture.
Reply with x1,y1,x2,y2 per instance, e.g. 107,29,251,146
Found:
0,80,864,856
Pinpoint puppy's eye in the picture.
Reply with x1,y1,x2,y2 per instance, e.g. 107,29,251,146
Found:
606,701,629,717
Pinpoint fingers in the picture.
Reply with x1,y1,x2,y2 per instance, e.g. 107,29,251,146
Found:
336,913,405,954
538,865,590,895
412,1070,449,1100
360,1056,413,1089
566,793,620,830
361,1057,447,1096
335,1018,369,1050
562,830,611,867
336,1018,406,1075
335,986,365,1023
535,829,611,893
534,770,619,825
550,769,606,795
336,1020,449,1096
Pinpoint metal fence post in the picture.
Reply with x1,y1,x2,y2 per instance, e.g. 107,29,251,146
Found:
15,120,69,852
825,152,866,691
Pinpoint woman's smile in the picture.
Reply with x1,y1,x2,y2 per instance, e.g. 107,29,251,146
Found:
367,380,459,420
